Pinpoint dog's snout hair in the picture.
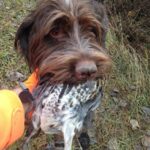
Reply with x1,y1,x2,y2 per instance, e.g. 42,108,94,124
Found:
15,0,111,84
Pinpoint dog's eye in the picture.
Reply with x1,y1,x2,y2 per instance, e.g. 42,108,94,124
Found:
50,27,65,39
88,27,98,38
50,29,59,37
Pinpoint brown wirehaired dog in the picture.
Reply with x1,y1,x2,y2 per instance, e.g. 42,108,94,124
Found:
15,0,111,149
15,0,111,84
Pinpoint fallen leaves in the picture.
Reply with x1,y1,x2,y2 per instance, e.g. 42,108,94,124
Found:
142,131,150,148
6,71,25,82
142,107,150,117
108,138,119,150
129,119,140,130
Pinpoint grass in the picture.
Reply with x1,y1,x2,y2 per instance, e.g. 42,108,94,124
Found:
94,29,150,149
0,0,35,89
0,0,149,150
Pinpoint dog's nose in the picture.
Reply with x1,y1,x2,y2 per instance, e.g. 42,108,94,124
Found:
75,60,97,80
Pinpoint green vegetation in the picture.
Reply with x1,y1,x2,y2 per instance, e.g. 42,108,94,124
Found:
0,0,149,149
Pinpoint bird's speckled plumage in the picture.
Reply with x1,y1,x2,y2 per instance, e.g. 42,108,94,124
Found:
34,80,102,133
24,80,103,150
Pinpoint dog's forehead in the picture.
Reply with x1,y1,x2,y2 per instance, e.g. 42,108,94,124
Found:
65,0,71,6
62,0,91,13
63,0,84,12
37,0,92,18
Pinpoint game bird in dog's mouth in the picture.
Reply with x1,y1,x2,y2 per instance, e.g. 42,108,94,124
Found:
15,0,111,149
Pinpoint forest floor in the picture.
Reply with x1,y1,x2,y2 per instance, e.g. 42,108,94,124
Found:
0,0,149,150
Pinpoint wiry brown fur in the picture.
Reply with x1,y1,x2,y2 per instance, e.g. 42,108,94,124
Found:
15,0,111,84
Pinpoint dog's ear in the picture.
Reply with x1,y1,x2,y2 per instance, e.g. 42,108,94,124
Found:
91,1,109,48
14,16,34,62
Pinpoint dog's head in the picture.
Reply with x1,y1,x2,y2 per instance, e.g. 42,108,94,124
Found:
15,0,111,84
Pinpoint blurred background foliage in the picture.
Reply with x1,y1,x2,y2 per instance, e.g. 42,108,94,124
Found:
101,0,150,56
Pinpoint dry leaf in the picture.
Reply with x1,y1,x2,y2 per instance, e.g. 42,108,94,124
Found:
108,138,119,150
130,119,140,130
142,131,150,148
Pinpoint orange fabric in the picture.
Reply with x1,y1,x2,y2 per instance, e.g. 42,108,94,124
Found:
0,71,38,149
24,71,38,92
0,90,25,150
